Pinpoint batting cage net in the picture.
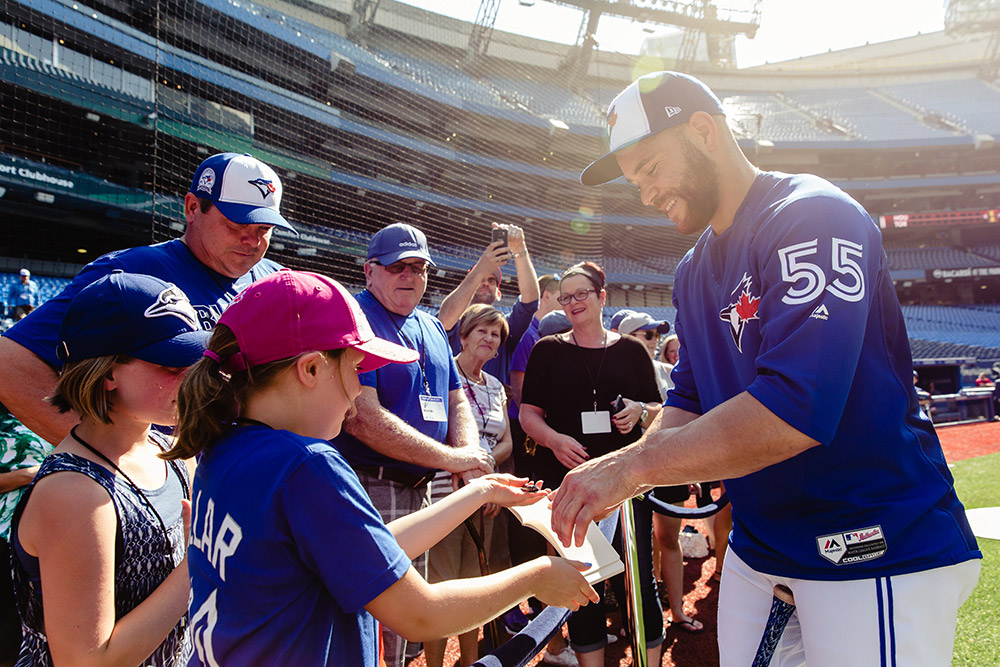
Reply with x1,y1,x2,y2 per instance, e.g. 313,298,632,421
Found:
1,0,698,310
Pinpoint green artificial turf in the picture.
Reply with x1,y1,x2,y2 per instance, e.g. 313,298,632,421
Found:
951,452,1000,666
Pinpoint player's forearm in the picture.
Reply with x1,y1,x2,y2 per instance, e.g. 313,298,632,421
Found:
629,392,818,492
0,337,74,445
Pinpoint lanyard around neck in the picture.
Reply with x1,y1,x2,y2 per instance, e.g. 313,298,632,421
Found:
571,329,609,412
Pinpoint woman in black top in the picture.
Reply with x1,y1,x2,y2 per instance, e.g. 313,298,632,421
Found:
520,261,664,667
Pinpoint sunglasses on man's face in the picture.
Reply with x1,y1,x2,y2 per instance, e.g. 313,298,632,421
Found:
640,330,659,340
375,260,428,276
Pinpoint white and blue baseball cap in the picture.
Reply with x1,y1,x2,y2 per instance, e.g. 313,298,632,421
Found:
367,223,436,266
189,153,297,234
57,272,210,367
581,71,725,187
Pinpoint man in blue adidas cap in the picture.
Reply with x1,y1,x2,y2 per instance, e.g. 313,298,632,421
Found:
553,72,981,666
0,153,290,570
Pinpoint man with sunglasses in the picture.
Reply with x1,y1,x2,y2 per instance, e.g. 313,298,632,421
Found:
332,223,495,667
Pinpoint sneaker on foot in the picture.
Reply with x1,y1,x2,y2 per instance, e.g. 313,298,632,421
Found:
542,648,579,666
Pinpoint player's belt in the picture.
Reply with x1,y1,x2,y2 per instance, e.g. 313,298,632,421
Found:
353,464,436,489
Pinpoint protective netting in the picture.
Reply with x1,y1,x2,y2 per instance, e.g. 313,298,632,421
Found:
0,0,691,310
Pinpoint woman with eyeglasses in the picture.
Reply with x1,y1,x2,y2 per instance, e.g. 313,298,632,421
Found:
519,261,664,667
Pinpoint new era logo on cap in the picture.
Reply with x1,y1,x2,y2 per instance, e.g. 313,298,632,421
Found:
190,153,297,234
581,71,726,186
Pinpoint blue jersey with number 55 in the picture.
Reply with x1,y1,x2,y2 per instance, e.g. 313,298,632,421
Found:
665,171,980,580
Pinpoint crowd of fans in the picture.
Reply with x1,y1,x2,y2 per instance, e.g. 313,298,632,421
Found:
0,68,983,667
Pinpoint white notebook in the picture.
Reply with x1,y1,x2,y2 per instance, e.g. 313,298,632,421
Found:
508,500,624,584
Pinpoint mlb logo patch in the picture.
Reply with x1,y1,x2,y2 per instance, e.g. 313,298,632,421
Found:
817,525,886,565
197,168,216,194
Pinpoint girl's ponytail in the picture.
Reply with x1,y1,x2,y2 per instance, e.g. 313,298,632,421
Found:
164,325,242,460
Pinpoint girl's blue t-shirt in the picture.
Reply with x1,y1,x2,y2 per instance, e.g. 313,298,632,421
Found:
186,425,410,666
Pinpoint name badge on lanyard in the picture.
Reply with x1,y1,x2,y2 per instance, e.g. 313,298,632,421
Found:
420,395,448,422
581,410,611,434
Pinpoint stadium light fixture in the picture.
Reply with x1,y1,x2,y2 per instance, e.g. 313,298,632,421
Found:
77,248,87,254
635,285,645,291
548,118,569,135
436,269,447,278
35,192,55,204
85,112,101,123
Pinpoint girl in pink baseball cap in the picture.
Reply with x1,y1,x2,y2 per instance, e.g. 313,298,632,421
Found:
166,269,596,666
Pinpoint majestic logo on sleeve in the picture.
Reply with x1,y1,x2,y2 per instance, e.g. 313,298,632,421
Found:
247,178,276,200
607,107,618,129
719,272,760,353
144,285,200,330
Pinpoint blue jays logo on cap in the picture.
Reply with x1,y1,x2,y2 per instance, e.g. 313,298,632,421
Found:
57,273,210,368
144,285,200,331
247,177,276,200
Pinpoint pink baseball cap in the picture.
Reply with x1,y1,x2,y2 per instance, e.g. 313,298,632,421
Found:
216,270,418,373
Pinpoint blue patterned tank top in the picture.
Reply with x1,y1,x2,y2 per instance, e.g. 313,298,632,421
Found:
10,432,190,666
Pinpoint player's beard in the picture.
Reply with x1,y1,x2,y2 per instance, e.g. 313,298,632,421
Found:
671,135,721,236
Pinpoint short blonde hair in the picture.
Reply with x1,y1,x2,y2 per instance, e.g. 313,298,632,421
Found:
458,304,509,347
50,354,130,424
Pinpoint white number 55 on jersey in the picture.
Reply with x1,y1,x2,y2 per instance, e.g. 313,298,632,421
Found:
777,238,865,305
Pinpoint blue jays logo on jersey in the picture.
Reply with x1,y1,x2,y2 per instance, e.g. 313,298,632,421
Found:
247,178,276,200
144,285,200,330
719,272,760,353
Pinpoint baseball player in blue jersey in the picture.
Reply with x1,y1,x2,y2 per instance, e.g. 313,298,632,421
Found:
551,71,981,666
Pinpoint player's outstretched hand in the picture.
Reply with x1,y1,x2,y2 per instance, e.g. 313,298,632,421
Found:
531,556,599,611
549,449,639,548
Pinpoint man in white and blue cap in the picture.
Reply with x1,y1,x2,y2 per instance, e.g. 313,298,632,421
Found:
554,71,981,666
0,153,291,560
0,152,294,662
332,222,494,667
